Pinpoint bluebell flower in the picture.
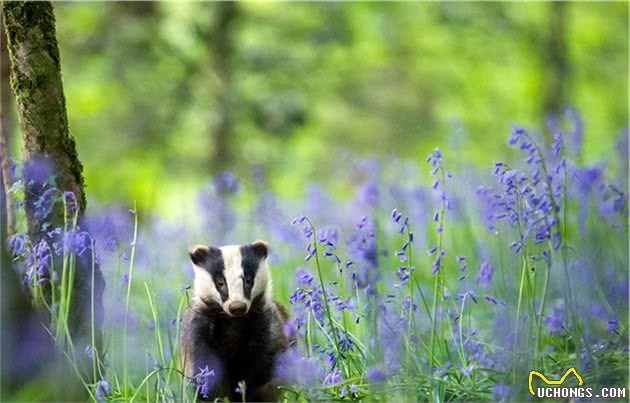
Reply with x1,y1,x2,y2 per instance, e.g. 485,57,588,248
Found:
544,304,565,334
292,215,306,225
95,378,110,403
366,367,386,383
492,382,511,401
431,255,442,275
194,366,215,399
433,361,451,378
33,239,51,277
339,332,354,352
391,208,402,223
607,318,619,334
296,267,314,286
552,132,562,157
323,367,342,385
274,349,322,386
7,234,26,256
358,182,379,208
212,171,240,195
476,261,494,288
463,364,474,376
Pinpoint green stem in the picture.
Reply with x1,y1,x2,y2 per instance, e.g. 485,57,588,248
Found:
90,237,97,383
536,258,551,369
561,164,582,370
429,168,446,400
123,203,139,399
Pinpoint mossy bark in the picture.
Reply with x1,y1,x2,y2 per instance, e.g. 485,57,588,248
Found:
1,11,15,236
2,2,103,351
3,2,86,218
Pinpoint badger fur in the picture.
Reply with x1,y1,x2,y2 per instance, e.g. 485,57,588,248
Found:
180,240,290,402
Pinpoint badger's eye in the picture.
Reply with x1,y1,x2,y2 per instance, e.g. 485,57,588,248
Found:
244,276,253,286
215,278,225,288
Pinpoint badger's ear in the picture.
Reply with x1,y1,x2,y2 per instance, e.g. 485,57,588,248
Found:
251,240,269,259
189,245,209,266
189,245,221,267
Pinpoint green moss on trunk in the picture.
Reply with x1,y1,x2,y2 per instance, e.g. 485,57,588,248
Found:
3,1,86,222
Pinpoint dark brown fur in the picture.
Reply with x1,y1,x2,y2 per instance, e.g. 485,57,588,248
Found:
181,294,290,402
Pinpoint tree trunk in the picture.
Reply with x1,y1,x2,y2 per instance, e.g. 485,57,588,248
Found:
541,1,568,136
208,2,237,172
0,10,14,236
3,1,104,347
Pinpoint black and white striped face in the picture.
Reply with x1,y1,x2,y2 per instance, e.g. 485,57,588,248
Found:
189,241,270,317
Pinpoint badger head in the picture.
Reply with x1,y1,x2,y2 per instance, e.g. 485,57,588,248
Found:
189,240,271,317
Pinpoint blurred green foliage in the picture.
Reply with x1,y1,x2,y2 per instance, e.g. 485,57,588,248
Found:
9,2,624,211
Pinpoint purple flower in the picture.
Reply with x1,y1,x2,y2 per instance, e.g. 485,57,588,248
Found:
544,304,565,334
552,132,562,156
391,208,402,223
317,227,338,245
53,229,89,257
95,378,110,403
295,268,314,286
431,255,441,275
194,366,216,399
434,361,451,378
32,239,51,277
607,318,619,334
323,367,342,385
8,234,26,256
463,364,474,376
274,349,322,386
212,171,240,195
492,382,511,401
484,295,503,306
366,367,386,383
476,261,494,288
508,127,524,145
339,332,354,352
358,182,379,208
292,215,306,225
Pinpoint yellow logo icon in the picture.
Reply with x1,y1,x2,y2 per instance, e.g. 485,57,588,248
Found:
528,367,584,396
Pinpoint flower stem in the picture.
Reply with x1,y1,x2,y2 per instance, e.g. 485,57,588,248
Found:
123,203,138,399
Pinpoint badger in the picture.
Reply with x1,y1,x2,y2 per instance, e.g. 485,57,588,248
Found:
180,240,291,402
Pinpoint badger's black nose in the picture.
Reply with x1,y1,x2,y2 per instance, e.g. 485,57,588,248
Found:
228,301,247,317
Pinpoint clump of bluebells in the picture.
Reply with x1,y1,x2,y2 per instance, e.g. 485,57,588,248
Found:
4,112,628,402
278,121,627,402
